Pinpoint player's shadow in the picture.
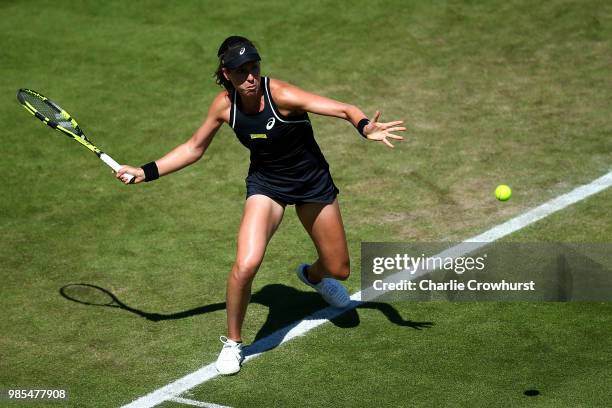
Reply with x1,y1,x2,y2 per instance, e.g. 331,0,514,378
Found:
250,283,432,335
59,283,433,354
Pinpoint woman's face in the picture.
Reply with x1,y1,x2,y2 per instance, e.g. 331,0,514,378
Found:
224,61,261,96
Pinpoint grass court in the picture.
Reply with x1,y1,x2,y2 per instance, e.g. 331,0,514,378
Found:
1,1,611,406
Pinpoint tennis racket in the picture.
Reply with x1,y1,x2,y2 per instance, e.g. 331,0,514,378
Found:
16,89,134,183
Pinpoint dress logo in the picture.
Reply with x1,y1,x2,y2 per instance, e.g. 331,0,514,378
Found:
266,117,276,130
239,47,245,55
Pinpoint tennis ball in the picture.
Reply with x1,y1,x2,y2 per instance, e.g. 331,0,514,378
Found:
495,185,512,201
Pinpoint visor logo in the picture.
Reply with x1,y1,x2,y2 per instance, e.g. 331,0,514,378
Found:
240,47,245,55
266,117,276,130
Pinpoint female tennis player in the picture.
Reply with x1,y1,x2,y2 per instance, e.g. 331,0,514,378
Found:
116,36,405,375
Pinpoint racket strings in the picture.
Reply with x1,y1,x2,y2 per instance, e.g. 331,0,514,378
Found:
18,90,81,134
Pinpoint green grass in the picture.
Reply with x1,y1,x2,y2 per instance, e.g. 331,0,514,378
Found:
188,303,612,408
189,190,612,408
1,0,610,407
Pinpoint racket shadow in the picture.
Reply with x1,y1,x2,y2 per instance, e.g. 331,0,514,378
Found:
59,283,225,321
58,283,433,345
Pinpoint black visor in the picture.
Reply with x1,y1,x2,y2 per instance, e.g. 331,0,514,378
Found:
222,44,261,69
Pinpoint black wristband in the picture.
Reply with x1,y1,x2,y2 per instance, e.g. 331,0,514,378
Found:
357,118,370,138
141,161,159,182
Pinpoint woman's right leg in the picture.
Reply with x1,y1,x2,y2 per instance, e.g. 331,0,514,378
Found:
226,194,285,342
216,194,284,375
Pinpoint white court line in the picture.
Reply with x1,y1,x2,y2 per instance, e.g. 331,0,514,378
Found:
170,396,233,408
120,170,612,408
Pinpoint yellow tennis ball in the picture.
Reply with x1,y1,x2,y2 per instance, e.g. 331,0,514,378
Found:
495,185,512,201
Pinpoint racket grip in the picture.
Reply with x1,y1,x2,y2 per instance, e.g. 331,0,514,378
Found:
100,153,135,183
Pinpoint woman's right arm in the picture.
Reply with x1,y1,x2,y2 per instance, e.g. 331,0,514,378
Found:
116,91,230,184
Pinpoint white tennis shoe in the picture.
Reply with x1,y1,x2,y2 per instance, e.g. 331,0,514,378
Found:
296,263,351,308
215,336,243,375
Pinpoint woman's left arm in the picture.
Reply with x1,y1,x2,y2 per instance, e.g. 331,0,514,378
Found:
272,79,406,148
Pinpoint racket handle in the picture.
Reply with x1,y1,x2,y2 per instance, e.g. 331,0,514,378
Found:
100,153,135,183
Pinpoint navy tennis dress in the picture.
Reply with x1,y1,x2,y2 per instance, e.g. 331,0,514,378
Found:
229,77,339,205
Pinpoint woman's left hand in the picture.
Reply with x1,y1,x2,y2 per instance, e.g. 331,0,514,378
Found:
363,111,406,148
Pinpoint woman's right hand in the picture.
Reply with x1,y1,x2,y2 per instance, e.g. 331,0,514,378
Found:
116,165,146,185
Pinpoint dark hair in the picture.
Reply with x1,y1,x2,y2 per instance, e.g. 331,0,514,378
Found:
214,36,257,93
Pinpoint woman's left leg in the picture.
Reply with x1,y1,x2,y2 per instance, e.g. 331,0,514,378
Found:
295,198,350,283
